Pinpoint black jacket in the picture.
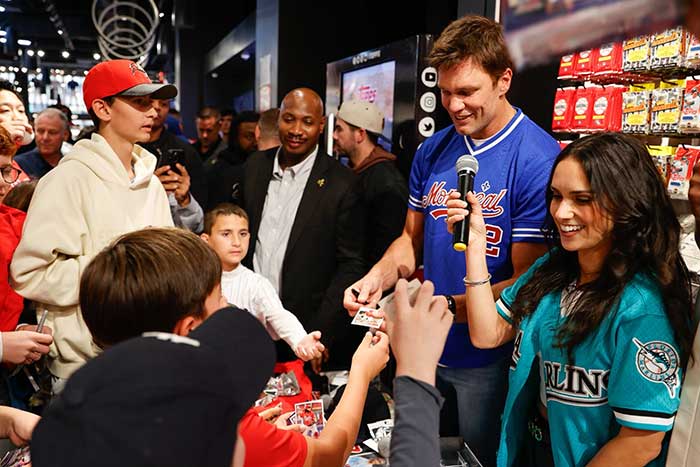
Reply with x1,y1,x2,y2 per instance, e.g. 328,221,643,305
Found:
242,146,368,366
355,159,408,265
141,130,207,208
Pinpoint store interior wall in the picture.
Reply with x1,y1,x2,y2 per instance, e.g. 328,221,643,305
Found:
176,0,558,140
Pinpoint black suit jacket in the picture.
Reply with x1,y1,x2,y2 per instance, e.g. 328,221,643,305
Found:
242,146,367,366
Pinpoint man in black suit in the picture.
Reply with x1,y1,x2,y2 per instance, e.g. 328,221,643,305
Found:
242,88,366,370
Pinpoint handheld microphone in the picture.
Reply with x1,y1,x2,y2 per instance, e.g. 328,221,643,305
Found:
452,154,479,252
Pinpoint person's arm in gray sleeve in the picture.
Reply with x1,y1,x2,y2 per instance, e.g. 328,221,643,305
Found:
170,192,204,233
382,279,454,467
390,375,444,467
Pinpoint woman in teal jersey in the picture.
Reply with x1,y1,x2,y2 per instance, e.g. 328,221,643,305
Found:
446,132,693,467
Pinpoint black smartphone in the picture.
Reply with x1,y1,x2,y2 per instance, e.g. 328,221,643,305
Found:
157,148,185,174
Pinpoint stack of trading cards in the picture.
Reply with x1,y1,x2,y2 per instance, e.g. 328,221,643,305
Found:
0,446,30,467
294,400,325,439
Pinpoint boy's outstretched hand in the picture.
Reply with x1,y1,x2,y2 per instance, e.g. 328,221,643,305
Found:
294,331,325,362
384,279,453,386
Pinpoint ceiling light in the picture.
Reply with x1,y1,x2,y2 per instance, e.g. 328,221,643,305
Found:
0,6,6,12
17,39,31,46
211,72,218,78
16,49,21,55
93,52,100,60
0,67,5,72
37,50,45,57
20,67,27,73
83,70,88,76
61,51,70,58
57,29,63,35
0,31,6,37
0,38,6,44
158,12,164,18
15,87,21,93
26,49,34,56
241,51,251,61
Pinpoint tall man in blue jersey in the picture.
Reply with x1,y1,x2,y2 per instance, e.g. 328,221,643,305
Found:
344,15,560,466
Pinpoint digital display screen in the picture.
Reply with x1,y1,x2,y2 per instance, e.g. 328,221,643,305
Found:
341,60,395,142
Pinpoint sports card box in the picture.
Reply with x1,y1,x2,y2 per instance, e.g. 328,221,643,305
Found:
680,79,700,134
552,87,576,132
623,35,651,71
650,83,684,134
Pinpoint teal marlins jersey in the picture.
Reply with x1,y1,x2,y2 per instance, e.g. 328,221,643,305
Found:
495,254,681,466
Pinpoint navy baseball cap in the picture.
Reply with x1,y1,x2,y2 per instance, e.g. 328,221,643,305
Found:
31,308,275,467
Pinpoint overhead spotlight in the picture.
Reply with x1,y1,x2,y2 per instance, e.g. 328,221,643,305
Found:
211,72,218,78
17,39,31,46
158,12,164,18
15,87,22,93
241,51,251,61
61,51,70,59
0,6,5,12
93,52,100,60
37,50,45,57
0,38,6,44
0,66,5,72
57,29,63,35
35,68,40,73
16,49,21,55
20,67,27,73
0,31,6,37
26,49,35,57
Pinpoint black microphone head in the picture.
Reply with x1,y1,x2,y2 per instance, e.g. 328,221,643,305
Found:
455,154,479,175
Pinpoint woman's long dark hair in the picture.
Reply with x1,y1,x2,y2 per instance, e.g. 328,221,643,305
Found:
511,133,693,364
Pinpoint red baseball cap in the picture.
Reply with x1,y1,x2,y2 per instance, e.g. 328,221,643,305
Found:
82,59,178,111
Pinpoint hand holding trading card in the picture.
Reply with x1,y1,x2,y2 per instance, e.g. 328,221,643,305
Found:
351,307,384,329
294,331,325,361
385,279,453,386
351,332,390,383
294,400,325,439
344,274,383,316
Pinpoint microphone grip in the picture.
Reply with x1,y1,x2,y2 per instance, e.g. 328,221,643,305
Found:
452,171,474,252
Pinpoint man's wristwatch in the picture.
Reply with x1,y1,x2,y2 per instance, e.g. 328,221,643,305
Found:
444,295,456,315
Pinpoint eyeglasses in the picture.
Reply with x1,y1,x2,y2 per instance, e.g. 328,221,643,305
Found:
1,165,22,184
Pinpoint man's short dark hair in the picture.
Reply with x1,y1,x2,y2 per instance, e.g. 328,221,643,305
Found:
429,15,514,82
80,227,222,348
233,110,259,134
221,108,235,118
197,106,221,121
203,203,249,235
258,108,280,139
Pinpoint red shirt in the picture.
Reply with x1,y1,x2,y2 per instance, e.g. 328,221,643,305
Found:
0,205,26,331
239,408,307,467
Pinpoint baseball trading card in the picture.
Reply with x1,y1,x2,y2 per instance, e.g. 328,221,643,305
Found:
295,400,325,438
351,307,383,329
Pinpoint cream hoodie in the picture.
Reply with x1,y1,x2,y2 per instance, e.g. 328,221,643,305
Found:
10,133,174,379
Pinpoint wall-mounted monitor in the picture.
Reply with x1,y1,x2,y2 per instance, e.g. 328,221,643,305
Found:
341,60,396,146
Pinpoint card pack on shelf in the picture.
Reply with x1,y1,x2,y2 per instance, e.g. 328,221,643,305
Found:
668,145,700,199
650,81,684,134
686,35,700,67
574,50,596,77
590,85,625,132
650,27,687,69
623,35,651,71
622,84,653,133
680,79,700,133
552,87,576,132
558,54,577,80
593,42,623,76
571,86,595,132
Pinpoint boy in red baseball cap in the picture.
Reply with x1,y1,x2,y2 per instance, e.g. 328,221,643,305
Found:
10,60,177,392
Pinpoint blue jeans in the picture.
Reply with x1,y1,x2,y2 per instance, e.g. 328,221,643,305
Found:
436,357,510,467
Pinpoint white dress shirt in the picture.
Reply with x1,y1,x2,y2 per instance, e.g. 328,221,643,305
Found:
253,146,318,293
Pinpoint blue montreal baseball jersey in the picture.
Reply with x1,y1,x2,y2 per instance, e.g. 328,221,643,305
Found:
496,254,682,466
408,108,559,368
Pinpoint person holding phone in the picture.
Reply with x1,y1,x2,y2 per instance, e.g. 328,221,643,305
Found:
143,98,206,233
